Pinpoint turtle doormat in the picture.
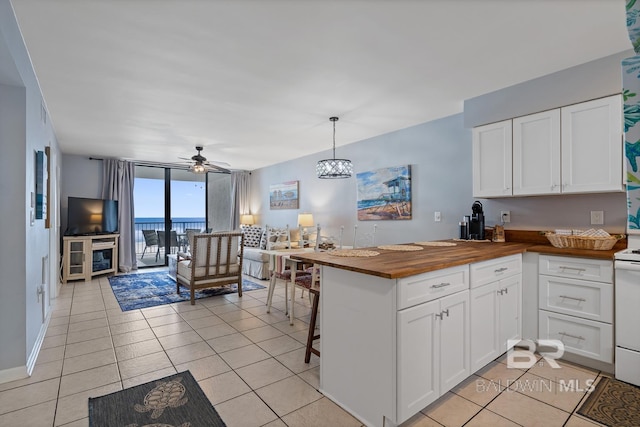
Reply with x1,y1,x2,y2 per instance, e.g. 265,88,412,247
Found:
577,376,640,427
89,370,226,427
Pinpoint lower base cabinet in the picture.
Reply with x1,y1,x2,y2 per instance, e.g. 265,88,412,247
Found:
470,275,522,372
397,291,470,423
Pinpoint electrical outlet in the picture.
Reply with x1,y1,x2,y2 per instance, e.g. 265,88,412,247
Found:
500,211,511,223
434,211,441,222
591,210,604,225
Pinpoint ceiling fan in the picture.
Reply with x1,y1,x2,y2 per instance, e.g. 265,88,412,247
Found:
179,146,231,174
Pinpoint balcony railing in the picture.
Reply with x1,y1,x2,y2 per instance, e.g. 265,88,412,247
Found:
135,219,206,265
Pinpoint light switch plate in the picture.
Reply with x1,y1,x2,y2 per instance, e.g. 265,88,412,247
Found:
434,211,441,222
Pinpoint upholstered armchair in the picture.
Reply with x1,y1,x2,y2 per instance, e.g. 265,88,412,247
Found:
176,231,244,305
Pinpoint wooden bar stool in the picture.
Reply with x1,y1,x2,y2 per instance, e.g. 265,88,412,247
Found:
305,285,320,363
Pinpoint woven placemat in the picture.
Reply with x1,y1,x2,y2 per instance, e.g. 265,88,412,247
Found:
330,249,380,257
415,241,457,247
377,244,424,251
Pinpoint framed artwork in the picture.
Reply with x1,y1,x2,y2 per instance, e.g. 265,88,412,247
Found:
35,149,48,221
270,180,299,210
356,165,411,220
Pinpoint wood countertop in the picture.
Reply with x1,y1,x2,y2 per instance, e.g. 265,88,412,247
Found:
291,241,531,279
290,230,626,279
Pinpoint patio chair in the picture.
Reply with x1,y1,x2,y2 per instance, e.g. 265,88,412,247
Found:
157,230,181,255
176,231,244,305
140,229,160,260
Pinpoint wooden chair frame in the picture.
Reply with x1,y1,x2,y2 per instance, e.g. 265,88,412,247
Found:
176,231,244,305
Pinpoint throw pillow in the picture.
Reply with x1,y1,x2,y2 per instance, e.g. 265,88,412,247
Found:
241,225,262,248
260,228,268,249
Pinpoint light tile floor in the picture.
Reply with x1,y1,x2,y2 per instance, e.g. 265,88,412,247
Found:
0,270,609,427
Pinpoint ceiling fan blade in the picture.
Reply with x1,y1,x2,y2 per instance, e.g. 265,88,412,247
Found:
178,157,193,161
205,160,231,167
206,164,231,174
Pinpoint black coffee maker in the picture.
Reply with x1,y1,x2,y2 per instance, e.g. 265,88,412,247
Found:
469,201,485,240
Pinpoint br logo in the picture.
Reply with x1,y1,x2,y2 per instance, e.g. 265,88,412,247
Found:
506,339,565,369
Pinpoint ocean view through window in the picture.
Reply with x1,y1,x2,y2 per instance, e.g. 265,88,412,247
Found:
135,166,207,266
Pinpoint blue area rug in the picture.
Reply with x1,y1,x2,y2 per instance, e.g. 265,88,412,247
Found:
108,271,264,311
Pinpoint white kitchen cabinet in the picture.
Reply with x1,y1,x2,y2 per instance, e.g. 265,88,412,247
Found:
470,256,522,373
472,120,512,197
538,255,614,364
397,290,470,423
561,95,623,193
513,109,561,195
472,94,623,198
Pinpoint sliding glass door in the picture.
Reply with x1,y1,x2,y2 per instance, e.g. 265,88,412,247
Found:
134,166,206,268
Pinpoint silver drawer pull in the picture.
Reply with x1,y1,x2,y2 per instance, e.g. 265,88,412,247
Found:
559,295,586,302
431,282,451,289
494,267,508,273
435,312,443,320
559,332,585,341
497,289,504,295
442,309,449,317
559,266,586,273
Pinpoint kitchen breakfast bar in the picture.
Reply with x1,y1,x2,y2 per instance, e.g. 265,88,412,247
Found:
292,241,532,427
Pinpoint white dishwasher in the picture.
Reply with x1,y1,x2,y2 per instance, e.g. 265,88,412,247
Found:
614,249,640,386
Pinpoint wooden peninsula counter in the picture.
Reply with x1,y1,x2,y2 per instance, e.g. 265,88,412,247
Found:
291,241,531,427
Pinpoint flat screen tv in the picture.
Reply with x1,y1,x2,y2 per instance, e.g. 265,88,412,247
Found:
65,197,119,236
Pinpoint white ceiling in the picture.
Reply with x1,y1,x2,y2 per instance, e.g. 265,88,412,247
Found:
10,0,632,172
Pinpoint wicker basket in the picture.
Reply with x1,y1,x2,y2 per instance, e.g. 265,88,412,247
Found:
545,232,622,251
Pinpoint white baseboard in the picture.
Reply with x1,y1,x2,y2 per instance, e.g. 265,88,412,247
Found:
0,365,28,385
26,311,52,376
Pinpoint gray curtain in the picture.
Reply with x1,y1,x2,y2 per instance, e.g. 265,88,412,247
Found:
102,159,136,272
230,171,251,229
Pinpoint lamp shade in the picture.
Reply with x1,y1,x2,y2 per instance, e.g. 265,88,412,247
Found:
317,116,353,179
240,214,255,225
298,213,314,227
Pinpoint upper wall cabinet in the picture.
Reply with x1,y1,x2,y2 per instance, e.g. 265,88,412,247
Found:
472,94,623,198
561,95,623,194
472,120,512,197
513,109,561,195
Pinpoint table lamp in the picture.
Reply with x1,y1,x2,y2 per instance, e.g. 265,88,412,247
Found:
240,214,255,225
298,213,314,227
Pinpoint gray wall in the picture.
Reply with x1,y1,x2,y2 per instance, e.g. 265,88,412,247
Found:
250,114,473,246
250,51,631,239
0,0,61,380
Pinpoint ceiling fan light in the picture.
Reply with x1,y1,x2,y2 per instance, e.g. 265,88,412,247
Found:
317,116,353,179
191,163,206,174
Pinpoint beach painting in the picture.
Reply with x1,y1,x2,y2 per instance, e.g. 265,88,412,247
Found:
270,180,299,210
357,165,411,220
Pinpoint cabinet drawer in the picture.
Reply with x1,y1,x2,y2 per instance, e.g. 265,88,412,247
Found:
470,254,522,288
539,275,613,323
538,310,613,363
538,255,612,283
397,265,469,310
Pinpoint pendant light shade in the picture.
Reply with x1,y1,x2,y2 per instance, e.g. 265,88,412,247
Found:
317,117,353,179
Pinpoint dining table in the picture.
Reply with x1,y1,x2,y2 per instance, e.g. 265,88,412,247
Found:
263,248,316,324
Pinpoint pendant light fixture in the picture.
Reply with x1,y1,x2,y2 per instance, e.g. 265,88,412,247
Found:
316,116,353,179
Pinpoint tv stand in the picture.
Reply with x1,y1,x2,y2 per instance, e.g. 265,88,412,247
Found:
62,234,119,283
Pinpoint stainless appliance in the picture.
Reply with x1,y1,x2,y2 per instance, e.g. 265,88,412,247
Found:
614,248,640,386
468,201,485,240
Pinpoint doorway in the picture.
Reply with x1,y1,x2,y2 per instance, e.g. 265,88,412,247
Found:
134,166,207,268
